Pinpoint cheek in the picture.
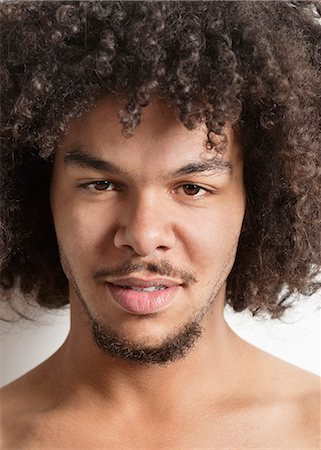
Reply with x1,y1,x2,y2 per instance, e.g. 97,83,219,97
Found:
52,194,115,261
180,200,245,271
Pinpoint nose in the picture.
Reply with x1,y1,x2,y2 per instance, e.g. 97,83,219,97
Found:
113,193,176,256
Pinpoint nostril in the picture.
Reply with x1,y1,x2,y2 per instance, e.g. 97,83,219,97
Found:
113,226,176,257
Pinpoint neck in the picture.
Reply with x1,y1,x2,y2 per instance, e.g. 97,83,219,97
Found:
52,294,255,416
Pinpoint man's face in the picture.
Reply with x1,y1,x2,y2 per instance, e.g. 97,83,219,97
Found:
51,97,246,365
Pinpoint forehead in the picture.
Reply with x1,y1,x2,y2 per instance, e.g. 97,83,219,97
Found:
58,96,242,169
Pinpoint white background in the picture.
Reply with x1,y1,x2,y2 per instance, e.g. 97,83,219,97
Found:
1,293,320,388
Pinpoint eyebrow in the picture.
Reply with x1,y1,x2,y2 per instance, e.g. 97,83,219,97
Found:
64,149,130,177
64,148,233,179
172,160,233,177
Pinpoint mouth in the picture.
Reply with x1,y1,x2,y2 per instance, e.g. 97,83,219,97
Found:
106,280,182,315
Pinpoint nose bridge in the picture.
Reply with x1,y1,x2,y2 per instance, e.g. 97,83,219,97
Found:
128,189,167,239
131,189,156,219
114,189,175,255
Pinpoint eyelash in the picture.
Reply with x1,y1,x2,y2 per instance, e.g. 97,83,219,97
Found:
77,181,216,199
78,180,121,192
175,184,215,198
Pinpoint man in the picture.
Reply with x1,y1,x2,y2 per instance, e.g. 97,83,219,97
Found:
1,1,320,448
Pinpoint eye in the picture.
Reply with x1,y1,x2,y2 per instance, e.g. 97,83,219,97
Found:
181,184,203,196
78,180,120,191
176,184,215,198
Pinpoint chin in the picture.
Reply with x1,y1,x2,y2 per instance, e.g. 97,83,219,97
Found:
90,312,204,366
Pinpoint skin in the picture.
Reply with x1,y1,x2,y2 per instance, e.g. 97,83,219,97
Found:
1,97,320,449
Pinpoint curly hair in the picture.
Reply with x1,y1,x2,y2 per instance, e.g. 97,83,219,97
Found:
1,0,321,320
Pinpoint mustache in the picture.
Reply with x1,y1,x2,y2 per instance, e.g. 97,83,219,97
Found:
93,260,198,286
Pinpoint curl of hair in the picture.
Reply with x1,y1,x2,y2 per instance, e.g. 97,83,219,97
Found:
1,1,321,320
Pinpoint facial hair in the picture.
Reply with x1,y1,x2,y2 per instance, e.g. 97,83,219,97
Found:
91,316,204,366
69,263,209,366
60,248,235,367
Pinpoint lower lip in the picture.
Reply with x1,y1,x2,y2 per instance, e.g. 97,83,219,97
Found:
106,283,181,314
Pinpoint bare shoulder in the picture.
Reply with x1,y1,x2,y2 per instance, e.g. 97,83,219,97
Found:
248,342,320,396
254,349,321,446
1,365,46,413
1,350,62,412
267,353,320,398
292,368,321,444
292,371,320,449
1,372,38,448
0,361,59,449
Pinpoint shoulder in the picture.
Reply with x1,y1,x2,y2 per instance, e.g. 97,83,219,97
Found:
255,350,321,446
1,374,37,448
1,368,44,413
294,370,320,445
0,362,59,449
247,342,320,396
289,374,320,448
233,340,320,444
0,381,31,449
253,347,320,406
268,355,320,401
1,350,62,413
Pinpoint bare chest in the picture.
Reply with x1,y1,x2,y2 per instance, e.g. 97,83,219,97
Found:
4,404,318,450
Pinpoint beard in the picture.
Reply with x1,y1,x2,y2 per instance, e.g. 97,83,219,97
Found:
71,274,211,366
91,315,204,366
60,249,235,367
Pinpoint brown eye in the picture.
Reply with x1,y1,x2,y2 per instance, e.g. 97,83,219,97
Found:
94,180,111,190
182,184,202,196
78,180,121,193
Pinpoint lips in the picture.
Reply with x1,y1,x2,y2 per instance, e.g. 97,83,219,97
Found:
110,277,182,289
106,277,182,314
